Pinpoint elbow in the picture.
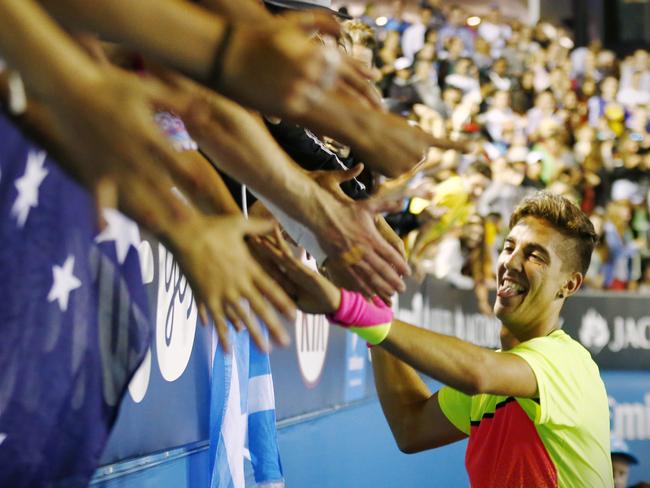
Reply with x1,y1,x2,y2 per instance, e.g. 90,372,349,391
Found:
395,435,425,455
391,423,426,455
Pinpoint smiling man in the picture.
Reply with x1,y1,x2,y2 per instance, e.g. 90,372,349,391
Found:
255,191,613,486
254,192,613,488
369,191,613,487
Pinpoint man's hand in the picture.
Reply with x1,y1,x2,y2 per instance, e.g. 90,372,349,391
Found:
220,13,381,117
170,216,295,352
24,63,228,214
249,229,341,316
309,164,409,302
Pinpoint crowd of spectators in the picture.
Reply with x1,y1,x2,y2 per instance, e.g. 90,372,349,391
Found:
1,0,648,484
338,1,650,297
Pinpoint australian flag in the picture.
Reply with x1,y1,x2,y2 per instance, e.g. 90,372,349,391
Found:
0,113,150,486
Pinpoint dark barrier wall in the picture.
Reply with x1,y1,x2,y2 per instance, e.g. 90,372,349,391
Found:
395,278,650,370
96,258,650,484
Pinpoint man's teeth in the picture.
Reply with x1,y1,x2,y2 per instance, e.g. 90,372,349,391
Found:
500,279,525,293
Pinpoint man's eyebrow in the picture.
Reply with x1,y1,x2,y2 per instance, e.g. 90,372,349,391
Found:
526,243,551,259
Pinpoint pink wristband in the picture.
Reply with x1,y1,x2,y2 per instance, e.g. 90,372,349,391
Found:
327,289,393,345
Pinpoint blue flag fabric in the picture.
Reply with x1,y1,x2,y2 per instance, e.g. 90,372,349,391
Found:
209,325,284,488
0,114,150,486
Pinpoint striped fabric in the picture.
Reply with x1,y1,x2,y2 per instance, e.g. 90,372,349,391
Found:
209,325,284,487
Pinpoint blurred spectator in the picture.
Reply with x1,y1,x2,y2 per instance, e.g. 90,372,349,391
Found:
437,5,474,55
611,434,639,488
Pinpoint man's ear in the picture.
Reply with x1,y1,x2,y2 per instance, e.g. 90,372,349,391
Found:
562,271,584,298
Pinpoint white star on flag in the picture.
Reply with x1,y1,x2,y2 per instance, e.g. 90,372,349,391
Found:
48,255,82,312
95,208,141,264
0,433,6,446
11,150,48,227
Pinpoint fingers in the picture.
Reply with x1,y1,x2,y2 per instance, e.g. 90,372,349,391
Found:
331,163,364,184
213,311,231,354
375,215,406,258
247,288,290,347
241,217,276,237
366,195,406,215
344,263,375,298
198,301,209,327
286,11,341,38
369,227,411,278
339,60,382,109
248,240,300,298
254,265,296,321
352,257,402,299
227,300,266,350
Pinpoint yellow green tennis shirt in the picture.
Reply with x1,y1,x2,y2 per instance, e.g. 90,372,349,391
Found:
439,330,613,487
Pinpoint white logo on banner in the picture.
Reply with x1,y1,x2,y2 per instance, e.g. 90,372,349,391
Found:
610,394,650,440
156,244,197,382
580,309,650,353
294,252,329,387
128,348,152,403
579,308,610,353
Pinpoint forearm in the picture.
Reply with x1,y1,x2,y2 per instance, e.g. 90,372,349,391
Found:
371,347,434,440
380,319,491,395
197,0,271,23
40,0,224,80
184,88,336,230
0,0,100,100
180,151,241,215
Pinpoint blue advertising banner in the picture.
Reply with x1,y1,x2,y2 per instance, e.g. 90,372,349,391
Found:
100,240,213,464
603,371,650,484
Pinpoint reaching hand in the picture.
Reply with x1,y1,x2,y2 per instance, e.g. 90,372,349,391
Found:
219,12,381,118
16,64,294,352
249,229,341,316
170,216,295,352
23,63,229,214
309,165,409,302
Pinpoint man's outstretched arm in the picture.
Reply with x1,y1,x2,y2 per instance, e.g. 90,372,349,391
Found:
380,320,538,398
371,347,467,453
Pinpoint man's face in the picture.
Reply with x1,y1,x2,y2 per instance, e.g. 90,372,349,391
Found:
612,456,630,488
495,217,573,332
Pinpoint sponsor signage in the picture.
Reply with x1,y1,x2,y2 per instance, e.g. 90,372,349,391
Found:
398,277,650,369
100,237,211,464
603,371,650,483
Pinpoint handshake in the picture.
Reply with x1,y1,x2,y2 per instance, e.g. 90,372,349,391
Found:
251,230,395,347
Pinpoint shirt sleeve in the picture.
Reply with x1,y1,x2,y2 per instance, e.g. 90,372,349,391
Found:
506,336,578,427
438,386,472,435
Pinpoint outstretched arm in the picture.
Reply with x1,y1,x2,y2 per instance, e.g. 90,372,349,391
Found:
39,0,468,178
371,348,467,453
153,71,409,298
380,320,538,398
252,231,538,398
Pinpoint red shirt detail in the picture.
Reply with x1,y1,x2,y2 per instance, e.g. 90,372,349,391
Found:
466,398,558,487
